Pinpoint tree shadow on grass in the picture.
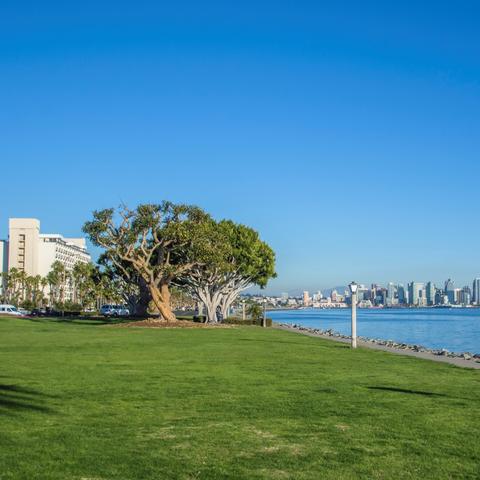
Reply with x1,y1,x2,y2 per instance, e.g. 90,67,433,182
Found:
0,383,55,414
367,386,448,397
17,316,128,327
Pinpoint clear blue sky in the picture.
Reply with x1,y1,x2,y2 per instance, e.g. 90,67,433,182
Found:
1,1,479,294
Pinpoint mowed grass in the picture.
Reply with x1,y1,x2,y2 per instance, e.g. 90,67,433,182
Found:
0,317,479,480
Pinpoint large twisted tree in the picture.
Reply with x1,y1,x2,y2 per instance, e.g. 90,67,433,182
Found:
83,202,212,322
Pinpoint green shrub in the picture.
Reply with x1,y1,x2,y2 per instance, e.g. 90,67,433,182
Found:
54,301,83,315
224,317,272,327
247,304,263,321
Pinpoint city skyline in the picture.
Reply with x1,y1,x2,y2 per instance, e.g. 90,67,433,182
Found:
249,277,480,297
250,276,480,308
250,277,480,298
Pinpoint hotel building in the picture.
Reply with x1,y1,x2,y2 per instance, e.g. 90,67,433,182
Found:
1,218,91,300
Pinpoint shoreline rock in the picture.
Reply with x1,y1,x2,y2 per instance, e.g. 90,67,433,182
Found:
277,323,480,362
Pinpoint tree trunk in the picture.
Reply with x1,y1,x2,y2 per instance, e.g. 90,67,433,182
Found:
220,293,235,320
204,301,218,323
194,286,222,323
220,288,242,320
149,282,176,322
129,279,151,316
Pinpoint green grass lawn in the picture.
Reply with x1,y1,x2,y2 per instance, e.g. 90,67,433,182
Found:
1,316,479,480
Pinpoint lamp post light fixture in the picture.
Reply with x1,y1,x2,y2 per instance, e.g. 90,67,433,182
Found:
348,281,358,349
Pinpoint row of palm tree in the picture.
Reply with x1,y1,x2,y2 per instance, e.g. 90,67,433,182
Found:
0,261,122,311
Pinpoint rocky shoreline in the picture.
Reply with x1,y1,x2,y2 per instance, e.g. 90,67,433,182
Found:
277,322,480,363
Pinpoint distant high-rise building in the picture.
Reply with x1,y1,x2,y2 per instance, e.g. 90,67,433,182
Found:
357,285,369,302
386,282,396,306
407,282,413,305
426,282,436,306
303,291,311,306
281,292,289,303
459,286,471,305
435,288,445,305
397,284,406,304
408,282,426,306
454,288,462,304
312,291,323,302
473,278,480,306
373,288,387,306
370,284,380,303
445,279,456,305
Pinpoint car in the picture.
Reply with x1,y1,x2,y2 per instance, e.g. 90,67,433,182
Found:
100,304,116,316
0,304,23,316
115,305,130,317
100,304,130,317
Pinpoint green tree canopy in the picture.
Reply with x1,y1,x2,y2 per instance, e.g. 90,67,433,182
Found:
181,220,276,322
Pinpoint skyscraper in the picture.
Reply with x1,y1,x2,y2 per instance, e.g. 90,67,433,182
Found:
397,284,406,304
459,286,472,306
445,279,456,305
473,278,480,306
357,285,368,302
408,282,426,307
386,282,396,306
303,291,310,307
312,291,323,302
426,282,436,306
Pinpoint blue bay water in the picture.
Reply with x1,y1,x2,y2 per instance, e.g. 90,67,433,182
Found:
268,308,480,354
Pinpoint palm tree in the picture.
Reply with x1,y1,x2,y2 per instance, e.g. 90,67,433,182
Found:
47,261,68,313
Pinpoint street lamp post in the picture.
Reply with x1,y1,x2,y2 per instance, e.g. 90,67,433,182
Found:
262,298,267,328
349,281,358,349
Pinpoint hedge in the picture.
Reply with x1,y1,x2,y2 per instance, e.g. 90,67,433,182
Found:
224,317,273,327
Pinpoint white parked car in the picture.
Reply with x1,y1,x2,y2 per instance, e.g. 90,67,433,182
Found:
0,304,23,316
100,304,130,317
115,306,130,317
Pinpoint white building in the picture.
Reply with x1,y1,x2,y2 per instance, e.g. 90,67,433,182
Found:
303,291,311,306
36,234,90,277
312,290,323,302
2,218,91,300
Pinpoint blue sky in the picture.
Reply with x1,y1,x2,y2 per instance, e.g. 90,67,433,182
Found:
1,1,479,294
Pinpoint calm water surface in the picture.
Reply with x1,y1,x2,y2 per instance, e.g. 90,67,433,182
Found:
269,308,480,354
